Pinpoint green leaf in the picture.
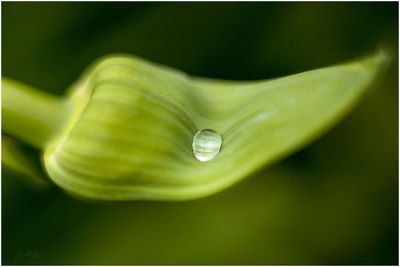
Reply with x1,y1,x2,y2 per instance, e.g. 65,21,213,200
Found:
3,48,391,201
2,135,50,190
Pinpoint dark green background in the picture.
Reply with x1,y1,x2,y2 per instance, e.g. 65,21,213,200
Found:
2,2,398,265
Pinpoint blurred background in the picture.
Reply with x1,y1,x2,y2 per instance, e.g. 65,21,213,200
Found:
2,2,398,265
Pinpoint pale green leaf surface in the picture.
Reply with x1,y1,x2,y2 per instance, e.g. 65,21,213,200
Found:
40,49,390,201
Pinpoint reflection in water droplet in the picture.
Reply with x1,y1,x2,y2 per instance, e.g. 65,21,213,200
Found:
192,129,222,162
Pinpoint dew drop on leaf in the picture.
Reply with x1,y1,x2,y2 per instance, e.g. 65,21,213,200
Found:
192,129,222,162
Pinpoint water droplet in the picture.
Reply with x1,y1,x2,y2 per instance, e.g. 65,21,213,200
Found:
192,129,222,162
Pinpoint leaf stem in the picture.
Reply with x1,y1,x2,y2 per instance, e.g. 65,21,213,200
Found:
2,78,72,149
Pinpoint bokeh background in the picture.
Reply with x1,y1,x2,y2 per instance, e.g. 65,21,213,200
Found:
2,2,398,265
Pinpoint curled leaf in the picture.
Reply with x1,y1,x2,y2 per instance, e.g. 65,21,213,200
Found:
3,49,391,201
